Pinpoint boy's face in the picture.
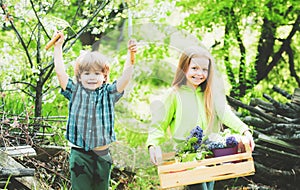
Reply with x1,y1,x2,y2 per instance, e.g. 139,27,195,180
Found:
185,57,209,89
79,69,105,90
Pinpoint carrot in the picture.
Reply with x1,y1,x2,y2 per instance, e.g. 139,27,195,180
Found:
45,34,61,50
130,51,135,64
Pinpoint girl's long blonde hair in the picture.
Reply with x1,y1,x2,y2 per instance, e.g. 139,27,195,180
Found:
74,51,110,83
172,46,225,132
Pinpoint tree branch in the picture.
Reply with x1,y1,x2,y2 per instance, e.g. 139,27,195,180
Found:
70,0,83,27
65,0,110,52
1,5,34,68
242,116,272,129
263,15,300,80
230,8,247,97
30,0,54,41
272,85,293,100
255,144,300,159
42,64,54,87
223,9,236,87
250,98,275,113
255,2,276,83
10,81,35,89
255,161,300,177
227,96,288,123
19,88,35,98
286,44,300,86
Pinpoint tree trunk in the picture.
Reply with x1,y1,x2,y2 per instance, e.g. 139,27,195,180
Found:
35,80,43,117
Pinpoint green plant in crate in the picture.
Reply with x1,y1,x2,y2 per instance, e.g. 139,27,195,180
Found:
176,126,212,162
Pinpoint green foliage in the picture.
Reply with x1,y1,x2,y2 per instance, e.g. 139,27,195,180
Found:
176,0,300,99
136,44,174,87
42,91,69,116
126,167,160,189
115,123,148,148
176,136,198,154
4,174,12,190
176,141,213,162
0,90,34,115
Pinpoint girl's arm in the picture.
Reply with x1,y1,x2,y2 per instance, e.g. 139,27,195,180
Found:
147,90,177,165
147,90,177,147
218,104,255,151
53,31,68,90
116,39,137,93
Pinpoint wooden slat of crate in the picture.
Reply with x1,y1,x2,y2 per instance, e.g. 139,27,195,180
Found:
158,144,255,189
159,159,254,188
159,151,251,173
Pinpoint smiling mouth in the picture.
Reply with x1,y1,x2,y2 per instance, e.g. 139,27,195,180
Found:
192,76,203,80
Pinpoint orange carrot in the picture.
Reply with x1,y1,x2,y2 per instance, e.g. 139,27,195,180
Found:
45,34,61,50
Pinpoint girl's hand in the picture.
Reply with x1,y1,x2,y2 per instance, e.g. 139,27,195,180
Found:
148,146,162,166
238,130,255,152
244,130,255,151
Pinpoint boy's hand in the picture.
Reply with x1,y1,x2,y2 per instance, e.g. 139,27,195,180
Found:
128,39,137,52
45,31,64,50
128,39,137,64
53,31,64,47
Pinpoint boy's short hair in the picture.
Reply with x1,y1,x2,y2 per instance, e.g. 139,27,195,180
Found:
74,51,110,83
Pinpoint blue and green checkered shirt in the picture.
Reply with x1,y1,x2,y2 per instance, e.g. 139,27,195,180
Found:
61,78,123,151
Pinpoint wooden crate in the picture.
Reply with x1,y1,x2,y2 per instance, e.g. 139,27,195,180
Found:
157,144,255,189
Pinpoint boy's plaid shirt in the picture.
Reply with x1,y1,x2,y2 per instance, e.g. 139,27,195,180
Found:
61,78,123,151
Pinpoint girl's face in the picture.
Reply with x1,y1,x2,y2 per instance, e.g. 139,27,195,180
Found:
185,57,209,89
79,69,105,90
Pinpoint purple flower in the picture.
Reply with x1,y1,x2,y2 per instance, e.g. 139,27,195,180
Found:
226,136,238,148
187,126,203,151
193,144,200,151
207,141,225,150
187,126,203,144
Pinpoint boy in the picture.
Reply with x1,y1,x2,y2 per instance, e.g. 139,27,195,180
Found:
53,31,137,190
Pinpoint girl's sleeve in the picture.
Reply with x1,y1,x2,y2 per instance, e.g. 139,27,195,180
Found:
146,89,176,147
217,104,249,134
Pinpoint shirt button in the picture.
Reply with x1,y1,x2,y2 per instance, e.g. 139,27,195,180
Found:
89,130,92,133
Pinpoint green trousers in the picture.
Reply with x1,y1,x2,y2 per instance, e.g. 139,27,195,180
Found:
69,148,112,190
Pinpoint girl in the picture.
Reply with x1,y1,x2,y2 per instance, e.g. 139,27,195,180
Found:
147,46,255,190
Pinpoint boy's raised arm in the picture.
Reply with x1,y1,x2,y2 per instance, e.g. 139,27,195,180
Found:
53,31,68,91
116,39,137,93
